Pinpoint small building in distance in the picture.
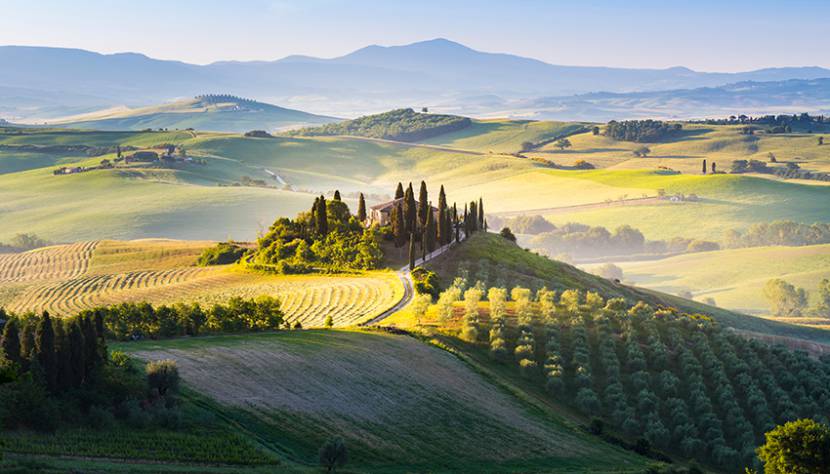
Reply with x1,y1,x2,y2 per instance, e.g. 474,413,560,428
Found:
367,198,438,227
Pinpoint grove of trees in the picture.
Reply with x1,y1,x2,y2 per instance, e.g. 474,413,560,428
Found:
604,120,683,143
291,108,471,142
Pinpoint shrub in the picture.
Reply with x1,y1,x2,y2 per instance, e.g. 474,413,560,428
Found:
499,227,517,242
319,437,348,472
146,360,179,397
197,242,246,266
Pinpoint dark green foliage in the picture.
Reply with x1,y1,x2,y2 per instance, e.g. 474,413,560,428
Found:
357,193,367,222
418,181,429,231
404,183,417,235
146,360,180,397
757,419,830,473
35,312,57,392
94,296,283,341
197,242,246,266
252,196,381,273
424,203,437,253
725,220,830,248
1,317,22,366
319,437,348,472
411,267,440,299
394,183,404,200
604,120,682,142
731,159,769,174
293,108,471,142
392,201,406,248
499,227,516,242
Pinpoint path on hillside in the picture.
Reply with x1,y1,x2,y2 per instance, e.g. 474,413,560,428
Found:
492,195,676,217
361,236,461,326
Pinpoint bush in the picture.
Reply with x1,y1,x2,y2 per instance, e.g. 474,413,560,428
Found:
146,360,179,397
499,227,517,242
197,242,246,266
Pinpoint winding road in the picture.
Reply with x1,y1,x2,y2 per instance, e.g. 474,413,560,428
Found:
361,236,461,326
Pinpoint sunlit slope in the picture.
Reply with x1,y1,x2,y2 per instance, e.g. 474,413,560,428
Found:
126,330,648,473
419,119,587,153
605,244,830,316
47,96,336,133
418,232,830,345
0,239,402,326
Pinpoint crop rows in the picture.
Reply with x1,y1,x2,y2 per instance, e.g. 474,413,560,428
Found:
0,241,98,283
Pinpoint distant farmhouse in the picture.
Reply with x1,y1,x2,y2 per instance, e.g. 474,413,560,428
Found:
367,197,439,226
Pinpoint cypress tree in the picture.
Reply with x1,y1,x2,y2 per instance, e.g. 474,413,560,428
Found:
54,320,72,392
94,310,107,362
409,233,416,269
395,182,404,200
437,185,448,245
478,198,484,230
1,317,21,366
333,190,341,201
425,202,437,253
35,311,57,392
712,162,717,174
81,315,99,379
68,320,85,387
19,321,34,369
453,203,460,242
357,193,367,222
403,184,416,235
417,181,429,230
316,195,329,236
702,159,707,175
310,196,319,233
392,201,406,247
469,201,478,233
463,203,468,236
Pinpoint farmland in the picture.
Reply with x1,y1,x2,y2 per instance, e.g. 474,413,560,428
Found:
0,239,402,327
121,329,649,473
597,243,830,318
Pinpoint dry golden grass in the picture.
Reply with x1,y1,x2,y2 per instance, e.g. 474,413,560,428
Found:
0,240,402,327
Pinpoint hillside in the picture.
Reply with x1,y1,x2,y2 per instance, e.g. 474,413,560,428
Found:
0,239,401,326
45,95,336,133
411,232,830,345
601,244,830,317
109,330,648,473
290,108,471,142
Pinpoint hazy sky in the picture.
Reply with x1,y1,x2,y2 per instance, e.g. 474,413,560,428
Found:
1,0,828,71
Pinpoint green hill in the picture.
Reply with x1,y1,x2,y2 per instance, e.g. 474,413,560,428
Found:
290,108,472,142
46,95,336,133
423,232,830,345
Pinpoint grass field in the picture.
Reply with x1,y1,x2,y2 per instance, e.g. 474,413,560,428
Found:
1,121,829,244
0,239,402,327
593,244,830,318
120,329,648,473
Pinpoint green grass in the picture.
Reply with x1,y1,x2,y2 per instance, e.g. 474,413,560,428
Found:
116,330,650,473
420,119,587,153
595,244,830,316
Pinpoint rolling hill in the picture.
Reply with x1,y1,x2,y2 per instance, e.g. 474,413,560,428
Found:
46,95,336,133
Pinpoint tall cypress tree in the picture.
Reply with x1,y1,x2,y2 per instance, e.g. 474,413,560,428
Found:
437,185,448,245
68,320,85,388
316,195,329,236
54,321,72,392
463,203,468,236
310,196,319,233
408,233,416,269
702,159,707,175
333,190,341,201
403,183,416,235
357,193,367,222
478,198,484,230
417,181,429,230
81,315,99,379
94,310,107,363
453,203,460,243
425,202,437,253
19,321,34,369
1,317,21,366
395,182,405,200
468,201,478,234
35,311,57,392
392,201,406,247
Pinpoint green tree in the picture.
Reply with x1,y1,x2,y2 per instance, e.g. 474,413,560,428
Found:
555,138,572,150
757,419,830,473
394,182,404,199
357,193,367,222
1,317,21,366
391,201,406,247
417,181,429,230
68,320,85,387
478,198,484,230
146,359,180,397
319,437,348,473
499,227,516,242
764,279,808,316
816,278,830,317
702,159,707,175
324,314,334,328
35,311,57,392
633,146,651,157
408,233,416,269
424,203,437,253
333,190,341,201
316,195,329,236
592,126,600,135
403,183,417,235
437,185,448,245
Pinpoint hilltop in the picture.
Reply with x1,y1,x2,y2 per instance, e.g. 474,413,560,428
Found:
44,95,336,133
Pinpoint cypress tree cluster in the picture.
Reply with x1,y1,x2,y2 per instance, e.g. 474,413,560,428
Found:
2,311,107,395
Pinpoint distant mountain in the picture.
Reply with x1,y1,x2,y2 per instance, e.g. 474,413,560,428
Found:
47,95,336,132
0,39,828,120
518,78,830,121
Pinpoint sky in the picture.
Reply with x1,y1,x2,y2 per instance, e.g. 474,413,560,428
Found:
1,0,828,72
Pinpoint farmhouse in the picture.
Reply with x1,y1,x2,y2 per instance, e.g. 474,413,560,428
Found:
367,197,438,226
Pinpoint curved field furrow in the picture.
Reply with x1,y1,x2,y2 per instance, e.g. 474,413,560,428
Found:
0,241,98,283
